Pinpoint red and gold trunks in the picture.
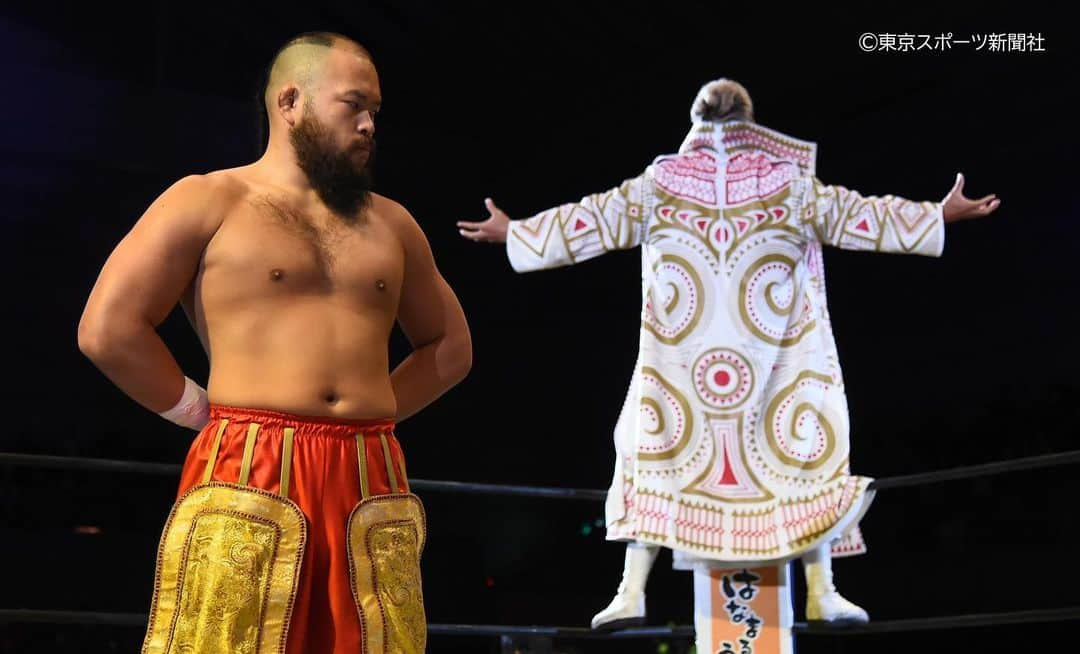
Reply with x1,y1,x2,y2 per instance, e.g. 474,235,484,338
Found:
141,405,427,654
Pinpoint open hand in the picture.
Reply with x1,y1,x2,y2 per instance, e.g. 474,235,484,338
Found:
943,173,1000,223
457,198,511,244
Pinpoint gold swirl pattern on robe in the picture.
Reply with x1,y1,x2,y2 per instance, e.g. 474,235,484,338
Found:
738,254,816,346
764,372,838,472
637,366,694,462
643,254,704,345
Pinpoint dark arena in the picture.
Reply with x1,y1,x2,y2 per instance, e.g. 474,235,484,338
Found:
1,3,1076,653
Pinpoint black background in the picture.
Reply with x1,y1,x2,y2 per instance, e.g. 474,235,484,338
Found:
1,1,1076,652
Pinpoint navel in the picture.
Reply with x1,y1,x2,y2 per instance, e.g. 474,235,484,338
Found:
375,279,386,291
270,268,285,282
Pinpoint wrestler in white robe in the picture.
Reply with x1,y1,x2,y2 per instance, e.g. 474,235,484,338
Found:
505,119,944,569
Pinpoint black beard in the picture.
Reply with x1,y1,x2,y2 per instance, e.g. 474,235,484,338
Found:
289,114,375,218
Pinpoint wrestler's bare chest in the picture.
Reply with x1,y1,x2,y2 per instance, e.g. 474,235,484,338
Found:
201,194,405,311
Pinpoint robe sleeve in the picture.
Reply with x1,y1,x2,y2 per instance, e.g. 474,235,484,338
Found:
793,175,945,256
506,167,654,272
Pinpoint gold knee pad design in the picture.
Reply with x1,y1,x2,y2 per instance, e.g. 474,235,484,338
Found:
347,494,427,654
142,483,307,654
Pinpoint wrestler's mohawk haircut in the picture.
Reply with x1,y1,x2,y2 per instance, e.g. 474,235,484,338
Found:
270,31,373,66
261,32,374,97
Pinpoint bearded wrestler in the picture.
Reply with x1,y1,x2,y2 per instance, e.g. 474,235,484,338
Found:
79,31,471,654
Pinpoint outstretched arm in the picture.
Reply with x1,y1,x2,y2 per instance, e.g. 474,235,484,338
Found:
797,172,999,256
457,169,653,272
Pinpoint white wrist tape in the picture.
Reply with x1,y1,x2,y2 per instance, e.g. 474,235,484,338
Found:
158,376,210,431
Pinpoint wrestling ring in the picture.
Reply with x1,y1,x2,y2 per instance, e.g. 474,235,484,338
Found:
2,448,1078,651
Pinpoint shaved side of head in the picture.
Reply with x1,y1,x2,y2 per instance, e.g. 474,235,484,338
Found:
261,32,372,115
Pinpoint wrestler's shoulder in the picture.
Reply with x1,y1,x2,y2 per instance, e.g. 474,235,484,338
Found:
369,192,411,220
370,193,426,235
158,167,253,216
193,167,260,204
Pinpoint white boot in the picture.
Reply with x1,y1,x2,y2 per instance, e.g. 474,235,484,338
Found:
801,543,869,626
590,542,660,630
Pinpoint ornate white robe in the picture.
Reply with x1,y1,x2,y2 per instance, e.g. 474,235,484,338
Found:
505,120,944,567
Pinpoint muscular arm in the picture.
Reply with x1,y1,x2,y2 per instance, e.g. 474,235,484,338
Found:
390,206,472,422
77,175,227,412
